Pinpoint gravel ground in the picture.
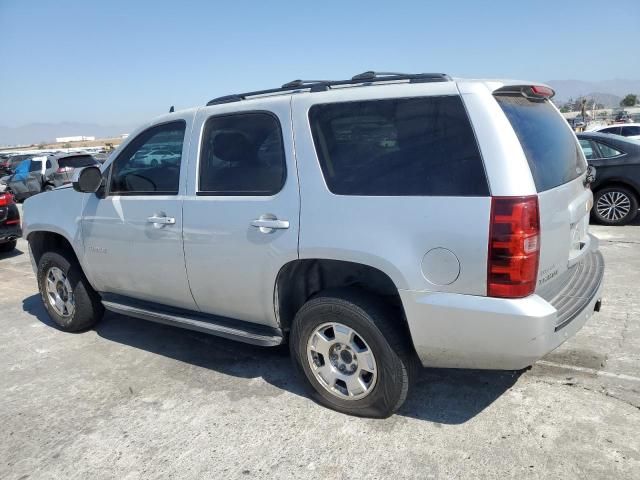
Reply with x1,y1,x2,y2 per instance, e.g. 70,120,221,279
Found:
1,214,639,480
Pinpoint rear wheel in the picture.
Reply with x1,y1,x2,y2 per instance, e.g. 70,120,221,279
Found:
593,186,639,226
290,289,414,418
37,250,104,331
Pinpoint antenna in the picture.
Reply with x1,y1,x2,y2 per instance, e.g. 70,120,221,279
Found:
169,106,175,113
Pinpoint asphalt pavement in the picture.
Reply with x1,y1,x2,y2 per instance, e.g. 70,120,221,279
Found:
1,215,639,479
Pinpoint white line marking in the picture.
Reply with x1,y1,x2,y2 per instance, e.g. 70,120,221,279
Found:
537,360,640,383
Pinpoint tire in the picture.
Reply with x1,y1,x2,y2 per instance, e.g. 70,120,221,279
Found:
0,240,17,253
593,186,639,226
290,289,414,418
37,250,104,332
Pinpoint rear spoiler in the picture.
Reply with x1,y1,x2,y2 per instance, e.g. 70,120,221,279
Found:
493,84,555,100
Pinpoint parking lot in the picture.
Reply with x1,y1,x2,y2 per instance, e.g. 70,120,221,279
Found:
1,214,639,479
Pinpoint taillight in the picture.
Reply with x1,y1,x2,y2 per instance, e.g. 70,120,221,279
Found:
56,166,72,173
0,193,14,206
487,196,540,298
529,85,555,98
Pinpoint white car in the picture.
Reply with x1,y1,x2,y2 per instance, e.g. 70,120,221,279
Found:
589,123,640,140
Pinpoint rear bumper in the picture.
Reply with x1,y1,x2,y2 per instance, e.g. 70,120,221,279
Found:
0,203,22,243
0,223,21,243
401,249,604,370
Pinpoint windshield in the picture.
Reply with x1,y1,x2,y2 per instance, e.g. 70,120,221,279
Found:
495,95,587,192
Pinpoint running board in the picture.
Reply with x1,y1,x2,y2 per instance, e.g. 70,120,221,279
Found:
102,300,284,347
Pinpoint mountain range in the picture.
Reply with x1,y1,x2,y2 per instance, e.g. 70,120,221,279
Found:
546,79,640,106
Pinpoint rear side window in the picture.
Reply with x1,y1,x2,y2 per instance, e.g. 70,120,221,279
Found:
58,155,97,168
308,96,488,196
199,112,286,195
601,126,621,135
578,139,596,160
594,141,623,158
495,95,587,192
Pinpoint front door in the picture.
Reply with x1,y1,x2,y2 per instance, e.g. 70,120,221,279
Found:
182,102,299,326
81,117,197,310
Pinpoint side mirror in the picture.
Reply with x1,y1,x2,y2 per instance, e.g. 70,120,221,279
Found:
72,166,103,193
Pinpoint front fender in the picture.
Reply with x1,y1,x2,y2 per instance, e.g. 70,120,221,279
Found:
23,187,89,272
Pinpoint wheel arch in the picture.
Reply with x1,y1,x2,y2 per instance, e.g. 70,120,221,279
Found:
274,258,411,338
27,230,82,272
593,179,640,201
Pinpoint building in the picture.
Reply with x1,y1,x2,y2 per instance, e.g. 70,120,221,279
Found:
55,135,96,143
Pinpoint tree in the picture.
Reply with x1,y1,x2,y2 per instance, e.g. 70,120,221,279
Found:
620,94,638,107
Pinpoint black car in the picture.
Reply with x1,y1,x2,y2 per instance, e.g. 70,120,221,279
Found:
577,132,640,225
0,191,21,253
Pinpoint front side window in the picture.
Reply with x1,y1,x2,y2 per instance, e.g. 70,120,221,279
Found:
594,141,623,158
308,96,488,196
199,112,286,195
110,121,186,195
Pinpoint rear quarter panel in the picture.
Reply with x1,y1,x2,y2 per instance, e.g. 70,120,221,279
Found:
292,83,492,295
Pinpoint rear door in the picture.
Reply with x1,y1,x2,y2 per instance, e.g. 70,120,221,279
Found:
182,100,299,327
494,93,591,292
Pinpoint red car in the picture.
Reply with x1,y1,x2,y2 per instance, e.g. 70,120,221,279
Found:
0,192,21,253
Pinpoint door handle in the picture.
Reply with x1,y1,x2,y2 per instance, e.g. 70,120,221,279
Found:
147,215,176,225
251,216,289,233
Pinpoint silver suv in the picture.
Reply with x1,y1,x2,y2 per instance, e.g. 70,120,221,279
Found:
23,72,604,418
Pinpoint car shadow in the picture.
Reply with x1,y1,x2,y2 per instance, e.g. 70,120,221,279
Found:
0,246,24,260
22,293,520,424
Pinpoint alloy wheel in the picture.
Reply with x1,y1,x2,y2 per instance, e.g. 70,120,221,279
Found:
306,322,378,400
45,267,75,318
596,191,631,222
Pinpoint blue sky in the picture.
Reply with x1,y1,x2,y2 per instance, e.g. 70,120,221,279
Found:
1,0,638,127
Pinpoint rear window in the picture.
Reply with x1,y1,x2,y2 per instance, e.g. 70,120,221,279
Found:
308,96,488,196
495,95,587,192
58,155,97,168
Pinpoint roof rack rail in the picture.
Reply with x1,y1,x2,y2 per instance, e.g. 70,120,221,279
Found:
205,71,451,106
351,71,452,82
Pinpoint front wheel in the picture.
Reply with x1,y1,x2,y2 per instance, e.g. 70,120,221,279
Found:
37,250,104,331
593,186,639,226
290,290,414,418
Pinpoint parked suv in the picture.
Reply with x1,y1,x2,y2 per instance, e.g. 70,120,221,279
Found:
23,72,605,417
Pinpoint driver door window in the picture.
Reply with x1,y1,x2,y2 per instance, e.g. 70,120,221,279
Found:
110,121,186,195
